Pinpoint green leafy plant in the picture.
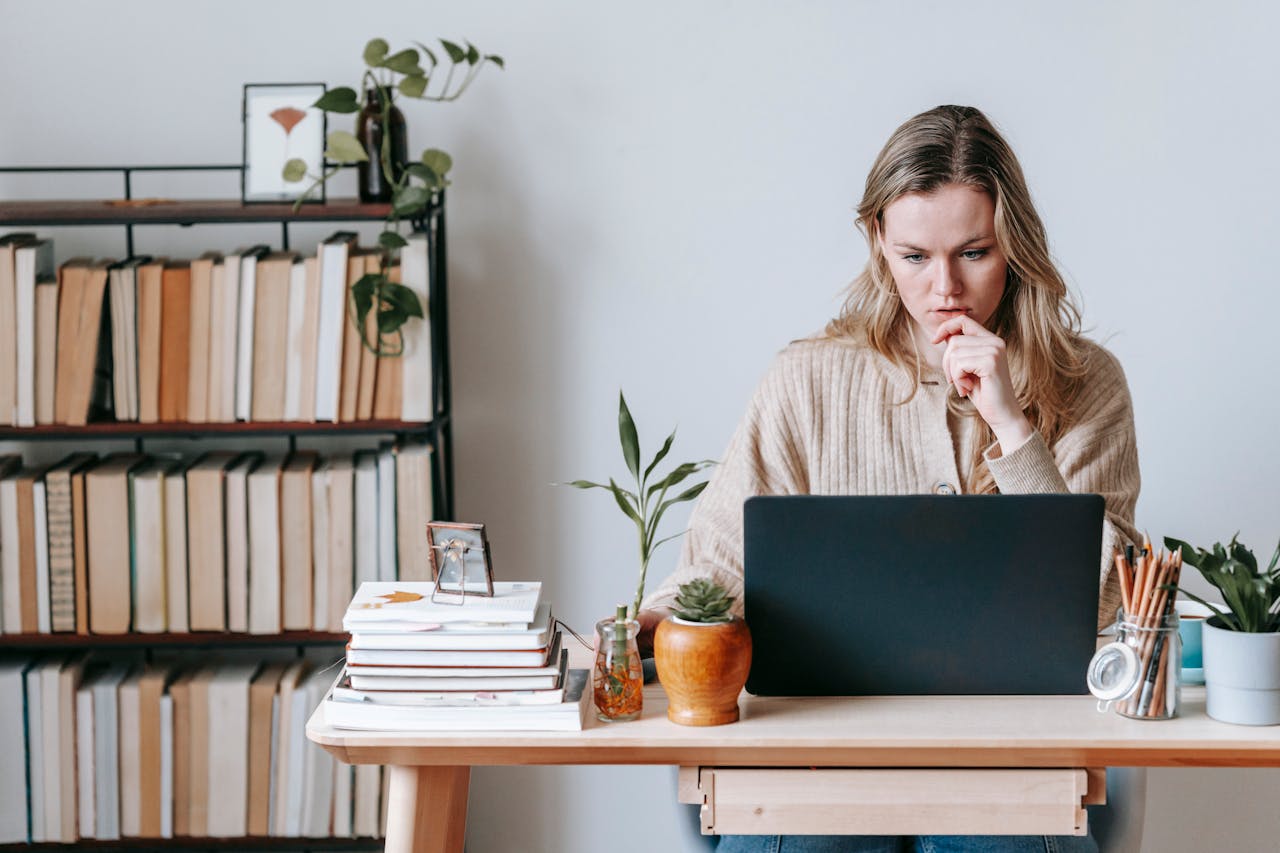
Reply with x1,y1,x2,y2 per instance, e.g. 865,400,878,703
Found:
672,578,735,623
565,392,715,619
1164,534,1280,632
285,37,503,356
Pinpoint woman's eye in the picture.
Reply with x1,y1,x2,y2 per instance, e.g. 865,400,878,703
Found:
902,253,924,264
961,249,988,260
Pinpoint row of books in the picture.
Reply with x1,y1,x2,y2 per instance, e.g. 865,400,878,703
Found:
323,580,590,732
0,653,386,844
0,443,434,636
0,230,434,427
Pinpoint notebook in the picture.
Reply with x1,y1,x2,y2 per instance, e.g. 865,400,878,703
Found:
743,494,1105,696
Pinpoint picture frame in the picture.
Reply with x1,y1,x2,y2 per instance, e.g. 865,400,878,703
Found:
241,82,327,204
426,521,495,600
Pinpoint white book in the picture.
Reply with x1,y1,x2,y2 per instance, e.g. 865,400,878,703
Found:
76,671,97,839
234,246,268,421
332,762,353,838
117,669,143,837
376,444,397,581
108,258,144,420
224,454,260,633
162,462,189,633
327,456,355,631
0,661,30,843
93,664,130,840
39,656,62,841
314,232,357,421
33,478,50,633
159,693,173,839
132,462,168,633
311,462,331,630
54,653,88,842
297,256,321,422
350,603,553,650
267,693,280,834
344,581,543,630
345,643,565,680
0,473,21,633
14,239,53,427
353,452,379,590
283,258,308,420
283,669,311,836
206,663,258,837
25,662,45,842
247,454,285,634
347,667,561,692
300,668,335,837
399,232,434,421
205,259,227,421
215,248,247,422
353,764,381,839
272,660,310,836
326,667,590,732
339,650,568,704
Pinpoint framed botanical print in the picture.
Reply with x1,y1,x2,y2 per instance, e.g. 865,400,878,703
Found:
241,82,327,203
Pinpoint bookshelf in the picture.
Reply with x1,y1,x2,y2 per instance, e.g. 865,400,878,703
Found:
0,165,451,849
0,837,382,852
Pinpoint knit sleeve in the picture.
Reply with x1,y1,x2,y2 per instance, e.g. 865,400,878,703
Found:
640,349,812,616
983,344,1141,629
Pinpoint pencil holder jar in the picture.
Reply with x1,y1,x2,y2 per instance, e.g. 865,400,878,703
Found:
1089,609,1181,720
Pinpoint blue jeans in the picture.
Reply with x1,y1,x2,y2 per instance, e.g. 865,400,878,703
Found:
715,834,1098,853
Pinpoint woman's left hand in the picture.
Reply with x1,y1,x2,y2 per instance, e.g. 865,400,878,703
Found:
932,315,1035,454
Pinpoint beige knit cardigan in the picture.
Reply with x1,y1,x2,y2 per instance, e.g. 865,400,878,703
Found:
642,336,1141,630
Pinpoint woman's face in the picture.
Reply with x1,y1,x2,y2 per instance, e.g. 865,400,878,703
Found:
877,183,1008,360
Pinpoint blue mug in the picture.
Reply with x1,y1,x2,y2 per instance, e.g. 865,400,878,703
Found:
1175,599,1217,684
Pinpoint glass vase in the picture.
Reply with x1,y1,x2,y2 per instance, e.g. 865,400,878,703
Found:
356,87,408,203
593,617,643,722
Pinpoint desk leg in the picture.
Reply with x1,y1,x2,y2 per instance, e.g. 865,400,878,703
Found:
384,765,471,853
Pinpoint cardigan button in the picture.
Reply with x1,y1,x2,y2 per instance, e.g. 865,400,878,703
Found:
933,481,957,495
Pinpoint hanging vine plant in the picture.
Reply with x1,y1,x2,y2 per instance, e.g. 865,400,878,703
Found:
285,37,503,355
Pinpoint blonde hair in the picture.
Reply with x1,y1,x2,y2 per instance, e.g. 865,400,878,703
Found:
824,105,1089,494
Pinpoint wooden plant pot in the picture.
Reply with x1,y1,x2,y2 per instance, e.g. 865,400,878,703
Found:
654,615,752,726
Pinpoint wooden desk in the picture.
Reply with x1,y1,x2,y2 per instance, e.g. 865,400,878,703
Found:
307,651,1280,852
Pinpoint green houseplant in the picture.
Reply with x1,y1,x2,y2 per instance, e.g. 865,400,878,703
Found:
1165,534,1280,724
285,37,503,357
564,392,714,721
654,578,752,726
565,392,714,619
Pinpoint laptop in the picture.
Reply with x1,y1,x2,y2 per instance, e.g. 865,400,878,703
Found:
743,494,1104,696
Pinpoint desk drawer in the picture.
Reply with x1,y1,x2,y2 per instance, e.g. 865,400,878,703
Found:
678,767,1103,837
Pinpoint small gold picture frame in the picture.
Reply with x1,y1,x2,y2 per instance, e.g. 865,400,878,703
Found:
426,521,495,603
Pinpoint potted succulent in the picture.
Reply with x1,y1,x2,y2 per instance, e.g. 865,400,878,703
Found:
654,578,752,726
1165,534,1280,725
564,392,714,721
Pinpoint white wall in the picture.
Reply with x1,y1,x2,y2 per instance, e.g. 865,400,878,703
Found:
3,1,1279,850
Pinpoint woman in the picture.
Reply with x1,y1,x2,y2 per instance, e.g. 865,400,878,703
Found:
638,105,1140,853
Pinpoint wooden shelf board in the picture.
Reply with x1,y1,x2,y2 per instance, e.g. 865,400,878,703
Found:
0,197,394,226
0,837,381,851
0,630,348,648
0,418,438,440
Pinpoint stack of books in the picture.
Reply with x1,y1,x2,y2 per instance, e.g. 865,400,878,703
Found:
324,581,589,731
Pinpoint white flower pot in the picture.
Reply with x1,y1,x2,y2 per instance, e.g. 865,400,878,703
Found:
1202,618,1280,725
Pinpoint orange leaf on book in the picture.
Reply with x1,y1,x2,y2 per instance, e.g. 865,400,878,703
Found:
378,590,424,604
